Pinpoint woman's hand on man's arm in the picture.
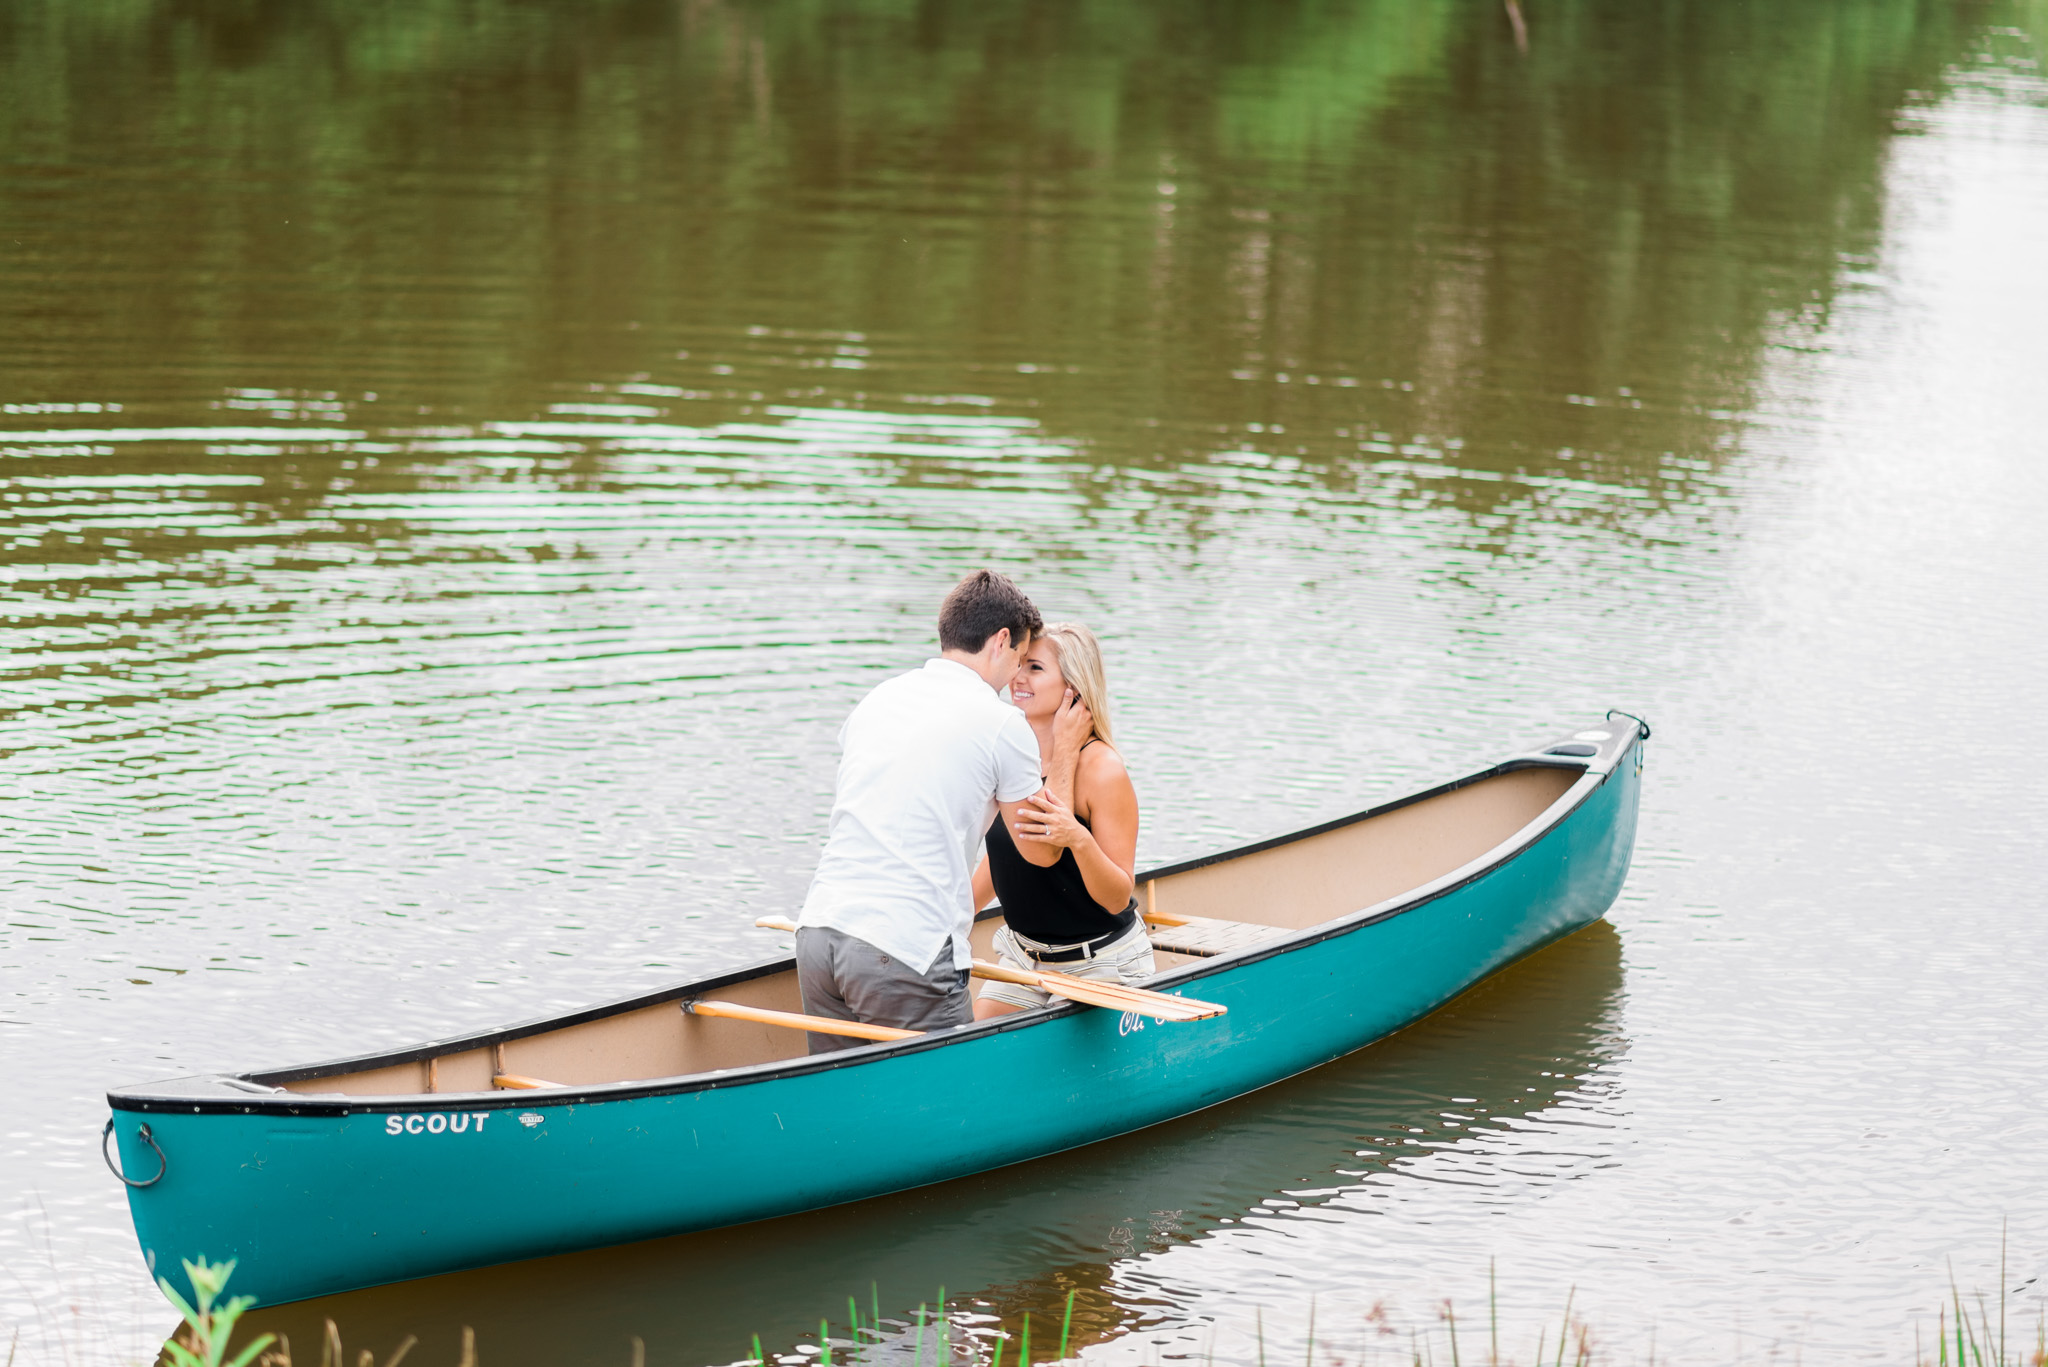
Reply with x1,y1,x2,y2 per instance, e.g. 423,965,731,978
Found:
1012,787,1090,852
998,794,1065,866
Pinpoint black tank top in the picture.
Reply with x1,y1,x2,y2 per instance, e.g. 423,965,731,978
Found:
985,763,1139,944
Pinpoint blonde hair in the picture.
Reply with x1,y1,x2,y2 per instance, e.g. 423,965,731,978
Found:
1038,621,1115,747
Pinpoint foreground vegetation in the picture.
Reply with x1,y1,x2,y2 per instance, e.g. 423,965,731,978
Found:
151,1258,2045,1367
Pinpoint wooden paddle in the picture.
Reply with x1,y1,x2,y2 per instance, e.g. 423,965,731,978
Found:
752,917,1227,1023
967,958,1225,1020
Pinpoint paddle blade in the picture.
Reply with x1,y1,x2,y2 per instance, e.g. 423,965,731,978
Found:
1040,976,1227,1021
970,959,1225,1022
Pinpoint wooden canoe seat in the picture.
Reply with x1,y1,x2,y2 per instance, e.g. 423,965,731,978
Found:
1142,914,1290,958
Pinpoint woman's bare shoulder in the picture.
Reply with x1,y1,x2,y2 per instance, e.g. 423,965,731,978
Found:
1077,740,1134,793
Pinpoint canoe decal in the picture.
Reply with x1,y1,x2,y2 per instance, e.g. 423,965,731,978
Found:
383,1112,494,1136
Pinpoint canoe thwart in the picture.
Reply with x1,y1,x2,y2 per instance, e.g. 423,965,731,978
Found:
685,998,923,1043
492,1073,566,1091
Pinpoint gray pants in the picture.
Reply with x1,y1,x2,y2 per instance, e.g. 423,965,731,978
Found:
794,925,971,1054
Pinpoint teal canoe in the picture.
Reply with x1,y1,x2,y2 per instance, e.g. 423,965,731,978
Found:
106,715,1647,1307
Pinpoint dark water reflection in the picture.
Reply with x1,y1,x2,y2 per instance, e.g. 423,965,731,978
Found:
4,0,2048,1363
1,0,1963,507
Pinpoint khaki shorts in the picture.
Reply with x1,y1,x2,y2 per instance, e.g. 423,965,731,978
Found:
977,920,1158,1011
795,925,971,1054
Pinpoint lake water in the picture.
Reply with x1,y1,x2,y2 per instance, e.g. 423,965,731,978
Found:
4,1,2046,1363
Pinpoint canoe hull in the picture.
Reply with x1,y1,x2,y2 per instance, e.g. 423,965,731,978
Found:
112,731,1641,1306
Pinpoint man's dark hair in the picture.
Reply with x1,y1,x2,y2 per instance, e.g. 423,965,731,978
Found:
937,569,1042,654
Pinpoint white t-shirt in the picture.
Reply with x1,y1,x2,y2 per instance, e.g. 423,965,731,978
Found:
799,658,1044,972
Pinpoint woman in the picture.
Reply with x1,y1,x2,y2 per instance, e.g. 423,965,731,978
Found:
971,622,1155,1019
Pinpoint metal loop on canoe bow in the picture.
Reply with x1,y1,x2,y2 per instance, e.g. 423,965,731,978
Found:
102,1117,167,1189
1605,709,1652,740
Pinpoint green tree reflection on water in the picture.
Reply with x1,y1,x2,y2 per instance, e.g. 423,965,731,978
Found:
0,0,1988,548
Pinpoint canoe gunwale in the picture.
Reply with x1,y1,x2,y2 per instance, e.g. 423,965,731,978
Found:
105,737,1634,1119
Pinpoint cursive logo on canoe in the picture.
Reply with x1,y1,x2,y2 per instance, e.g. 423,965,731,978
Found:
1118,1011,1145,1036
383,1112,492,1136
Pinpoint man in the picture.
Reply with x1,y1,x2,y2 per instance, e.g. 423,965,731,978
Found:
795,569,1061,1051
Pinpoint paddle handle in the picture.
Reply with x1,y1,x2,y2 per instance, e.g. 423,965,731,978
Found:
755,916,800,933
686,998,922,1043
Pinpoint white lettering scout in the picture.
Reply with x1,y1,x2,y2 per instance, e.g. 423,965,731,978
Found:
385,1111,493,1136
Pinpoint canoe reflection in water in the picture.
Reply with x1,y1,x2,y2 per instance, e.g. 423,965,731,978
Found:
232,921,1625,1365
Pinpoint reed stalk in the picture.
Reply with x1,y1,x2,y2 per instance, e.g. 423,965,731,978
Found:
1490,1261,1499,1367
